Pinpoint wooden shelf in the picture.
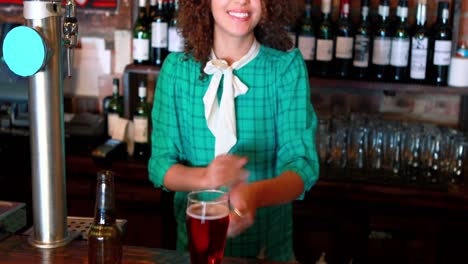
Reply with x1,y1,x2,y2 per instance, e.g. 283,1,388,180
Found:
122,65,468,95
124,64,160,75
309,76,468,95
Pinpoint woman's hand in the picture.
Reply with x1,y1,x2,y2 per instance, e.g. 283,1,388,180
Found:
227,183,257,237
205,154,249,189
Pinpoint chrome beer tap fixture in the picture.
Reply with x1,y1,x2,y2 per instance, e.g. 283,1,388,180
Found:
2,0,79,248
63,0,78,77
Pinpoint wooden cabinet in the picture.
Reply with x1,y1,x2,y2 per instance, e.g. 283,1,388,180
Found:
293,180,468,264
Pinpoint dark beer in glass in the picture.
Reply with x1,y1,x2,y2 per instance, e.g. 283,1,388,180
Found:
186,190,230,264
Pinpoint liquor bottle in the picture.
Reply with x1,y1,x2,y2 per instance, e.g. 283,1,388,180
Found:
371,0,391,81
107,78,123,138
133,0,151,65
315,0,334,77
353,0,371,80
133,81,150,160
297,0,315,74
168,0,184,53
151,0,169,66
409,0,429,82
334,0,354,78
88,170,122,264
428,1,452,86
389,0,410,82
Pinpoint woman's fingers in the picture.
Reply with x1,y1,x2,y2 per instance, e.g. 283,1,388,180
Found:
227,210,253,237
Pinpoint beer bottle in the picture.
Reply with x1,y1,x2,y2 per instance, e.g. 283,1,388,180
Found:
88,170,122,264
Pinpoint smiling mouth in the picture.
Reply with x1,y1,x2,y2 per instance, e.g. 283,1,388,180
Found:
228,11,249,18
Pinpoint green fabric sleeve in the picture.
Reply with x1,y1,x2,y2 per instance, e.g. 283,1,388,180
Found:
148,53,183,190
275,49,319,200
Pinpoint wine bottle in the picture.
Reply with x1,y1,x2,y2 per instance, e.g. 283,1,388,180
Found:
334,0,353,78
297,0,315,75
151,0,169,66
88,170,122,264
107,78,123,138
133,0,151,65
389,0,410,82
133,81,150,160
168,0,184,53
428,1,452,86
315,0,334,77
409,0,429,82
353,0,371,80
371,0,391,81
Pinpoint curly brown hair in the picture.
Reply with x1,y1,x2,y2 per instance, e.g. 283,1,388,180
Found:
178,0,300,74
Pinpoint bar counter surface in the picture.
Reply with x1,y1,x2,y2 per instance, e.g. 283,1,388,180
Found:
0,235,289,264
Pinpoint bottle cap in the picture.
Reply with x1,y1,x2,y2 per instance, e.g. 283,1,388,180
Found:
113,78,119,86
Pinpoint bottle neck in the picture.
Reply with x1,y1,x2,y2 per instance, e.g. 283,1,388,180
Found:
339,2,350,19
361,5,369,21
321,0,331,16
93,172,117,225
112,85,119,97
138,86,147,102
304,3,312,19
157,0,164,11
396,5,408,23
415,3,427,26
378,4,389,21
437,8,450,24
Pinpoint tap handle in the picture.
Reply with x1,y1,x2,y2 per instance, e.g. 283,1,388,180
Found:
63,0,78,78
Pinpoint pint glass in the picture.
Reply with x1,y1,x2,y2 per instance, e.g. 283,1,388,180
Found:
186,189,230,264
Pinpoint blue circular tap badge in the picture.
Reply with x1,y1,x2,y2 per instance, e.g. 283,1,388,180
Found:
2,26,47,77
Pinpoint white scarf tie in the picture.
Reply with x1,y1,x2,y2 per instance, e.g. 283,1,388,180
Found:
203,40,260,157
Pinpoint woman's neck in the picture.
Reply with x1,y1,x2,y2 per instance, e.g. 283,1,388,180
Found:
212,34,255,65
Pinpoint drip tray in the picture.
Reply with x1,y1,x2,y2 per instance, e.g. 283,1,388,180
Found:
68,216,127,240
23,216,127,241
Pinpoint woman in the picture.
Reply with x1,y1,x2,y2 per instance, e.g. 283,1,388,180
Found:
148,0,319,261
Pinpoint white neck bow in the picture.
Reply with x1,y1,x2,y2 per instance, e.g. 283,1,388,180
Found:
203,40,260,157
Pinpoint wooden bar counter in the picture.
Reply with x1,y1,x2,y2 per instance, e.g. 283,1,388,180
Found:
0,235,287,264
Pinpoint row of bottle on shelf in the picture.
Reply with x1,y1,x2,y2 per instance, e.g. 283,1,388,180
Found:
106,78,151,160
132,0,183,67
291,0,454,86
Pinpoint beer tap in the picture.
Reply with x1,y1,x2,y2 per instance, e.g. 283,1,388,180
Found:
2,0,79,248
63,0,78,78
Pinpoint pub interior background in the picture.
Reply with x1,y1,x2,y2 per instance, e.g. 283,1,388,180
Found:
1,0,468,263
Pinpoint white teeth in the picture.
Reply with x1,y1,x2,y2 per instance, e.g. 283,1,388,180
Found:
229,12,249,18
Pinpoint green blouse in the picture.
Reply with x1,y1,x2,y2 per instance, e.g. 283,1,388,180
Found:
148,45,319,261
